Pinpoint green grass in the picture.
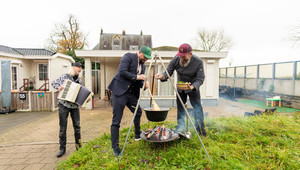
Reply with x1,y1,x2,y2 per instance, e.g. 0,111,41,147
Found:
238,99,300,113
58,114,300,169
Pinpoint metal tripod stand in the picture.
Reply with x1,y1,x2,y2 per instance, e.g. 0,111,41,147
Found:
119,51,212,164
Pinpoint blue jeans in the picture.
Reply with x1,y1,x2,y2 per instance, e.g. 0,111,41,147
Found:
176,90,205,132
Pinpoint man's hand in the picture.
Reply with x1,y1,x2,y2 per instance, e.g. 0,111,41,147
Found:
144,82,150,89
178,83,194,91
156,73,165,80
58,86,64,91
189,85,195,90
137,74,146,80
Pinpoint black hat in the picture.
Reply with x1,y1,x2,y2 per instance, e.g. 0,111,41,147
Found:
72,62,82,67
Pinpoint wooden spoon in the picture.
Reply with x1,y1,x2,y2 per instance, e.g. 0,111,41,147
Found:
148,88,160,110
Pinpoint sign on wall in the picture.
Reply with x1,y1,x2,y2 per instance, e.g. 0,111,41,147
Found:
19,93,26,100
38,93,44,97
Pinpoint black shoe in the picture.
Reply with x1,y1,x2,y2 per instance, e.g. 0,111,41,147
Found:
75,143,82,150
197,130,207,137
113,148,121,158
56,149,66,158
134,137,142,141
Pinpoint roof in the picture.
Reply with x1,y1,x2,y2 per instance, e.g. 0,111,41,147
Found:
0,45,55,56
94,32,152,50
0,45,21,55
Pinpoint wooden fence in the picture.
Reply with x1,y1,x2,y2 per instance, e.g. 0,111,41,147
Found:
0,91,59,111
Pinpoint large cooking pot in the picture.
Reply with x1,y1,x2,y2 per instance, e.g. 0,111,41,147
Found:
143,107,170,122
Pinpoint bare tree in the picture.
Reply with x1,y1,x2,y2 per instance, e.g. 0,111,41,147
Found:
288,23,300,47
45,15,88,62
192,28,233,52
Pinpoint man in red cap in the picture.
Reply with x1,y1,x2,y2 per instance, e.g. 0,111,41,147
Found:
157,43,206,136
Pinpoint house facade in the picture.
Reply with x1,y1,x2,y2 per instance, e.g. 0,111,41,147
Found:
0,45,74,92
75,30,228,110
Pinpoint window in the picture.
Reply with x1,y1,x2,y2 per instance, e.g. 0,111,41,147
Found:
130,45,138,51
39,64,48,80
11,66,18,90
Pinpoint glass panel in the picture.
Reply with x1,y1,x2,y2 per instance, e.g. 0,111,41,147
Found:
227,68,234,77
11,66,17,90
158,65,174,96
259,64,272,78
44,73,48,79
275,62,293,79
236,67,245,77
39,73,43,80
219,68,226,77
297,62,300,79
39,64,48,80
246,66,257,78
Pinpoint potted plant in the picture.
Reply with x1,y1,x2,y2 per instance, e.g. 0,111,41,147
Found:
29,75,36,90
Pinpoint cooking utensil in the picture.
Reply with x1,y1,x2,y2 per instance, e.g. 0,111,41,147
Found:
148,88,160,110
143,107,170,122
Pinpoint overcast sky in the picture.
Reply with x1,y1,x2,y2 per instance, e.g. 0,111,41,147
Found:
1,0,300,67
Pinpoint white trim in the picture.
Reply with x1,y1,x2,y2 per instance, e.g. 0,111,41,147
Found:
0,51,74,63
33,59,48,62
0,52,23,58
51,53,75,63
36,62,48,88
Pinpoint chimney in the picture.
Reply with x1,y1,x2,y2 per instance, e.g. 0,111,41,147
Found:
140,30,143,35
101,28,103,35
122,30,126,35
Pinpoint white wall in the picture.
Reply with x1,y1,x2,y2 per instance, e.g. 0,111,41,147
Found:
49,57,72,91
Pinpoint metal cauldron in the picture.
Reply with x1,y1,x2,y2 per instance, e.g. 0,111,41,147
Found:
143,107,170,122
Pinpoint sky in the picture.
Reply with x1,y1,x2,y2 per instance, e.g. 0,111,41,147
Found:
1,0,300,67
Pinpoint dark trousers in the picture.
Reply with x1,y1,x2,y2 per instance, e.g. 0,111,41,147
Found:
176,90,205,132
111,91,142,150
58,104,81,150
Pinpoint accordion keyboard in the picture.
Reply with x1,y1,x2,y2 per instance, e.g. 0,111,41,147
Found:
61,80,72,99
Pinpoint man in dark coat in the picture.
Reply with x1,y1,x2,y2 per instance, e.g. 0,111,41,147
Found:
108,46,151,157
157,43,206,136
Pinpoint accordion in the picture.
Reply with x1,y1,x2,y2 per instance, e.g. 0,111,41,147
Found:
57,80,93,107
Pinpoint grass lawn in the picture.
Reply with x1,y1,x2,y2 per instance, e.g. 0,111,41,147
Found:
237,99,300,113
58,114,300,169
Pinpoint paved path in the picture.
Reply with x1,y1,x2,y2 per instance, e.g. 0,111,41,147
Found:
0,97,261,170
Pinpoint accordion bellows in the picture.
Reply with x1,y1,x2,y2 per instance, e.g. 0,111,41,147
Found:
57,80,93,107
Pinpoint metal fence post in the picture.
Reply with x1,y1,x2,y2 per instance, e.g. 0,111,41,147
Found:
256,64,260,90
272,63,275,86
28,91,32,111
292,61,297,95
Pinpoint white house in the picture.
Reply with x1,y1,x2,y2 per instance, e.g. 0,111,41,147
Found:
0,45,74,92
75,50,228,109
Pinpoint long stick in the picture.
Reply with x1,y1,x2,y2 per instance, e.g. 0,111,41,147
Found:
148,88,160,110
157,53,213,164
118,53,154,162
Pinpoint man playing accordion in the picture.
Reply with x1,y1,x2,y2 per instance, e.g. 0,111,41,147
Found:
51,62,83,158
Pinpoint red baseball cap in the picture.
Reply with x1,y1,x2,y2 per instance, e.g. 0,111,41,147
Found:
176,43,192,57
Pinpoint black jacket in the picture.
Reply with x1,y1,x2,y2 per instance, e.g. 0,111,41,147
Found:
108,53,145,98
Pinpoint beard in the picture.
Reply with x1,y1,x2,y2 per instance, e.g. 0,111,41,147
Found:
139,60,146,64
179,58,191,67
